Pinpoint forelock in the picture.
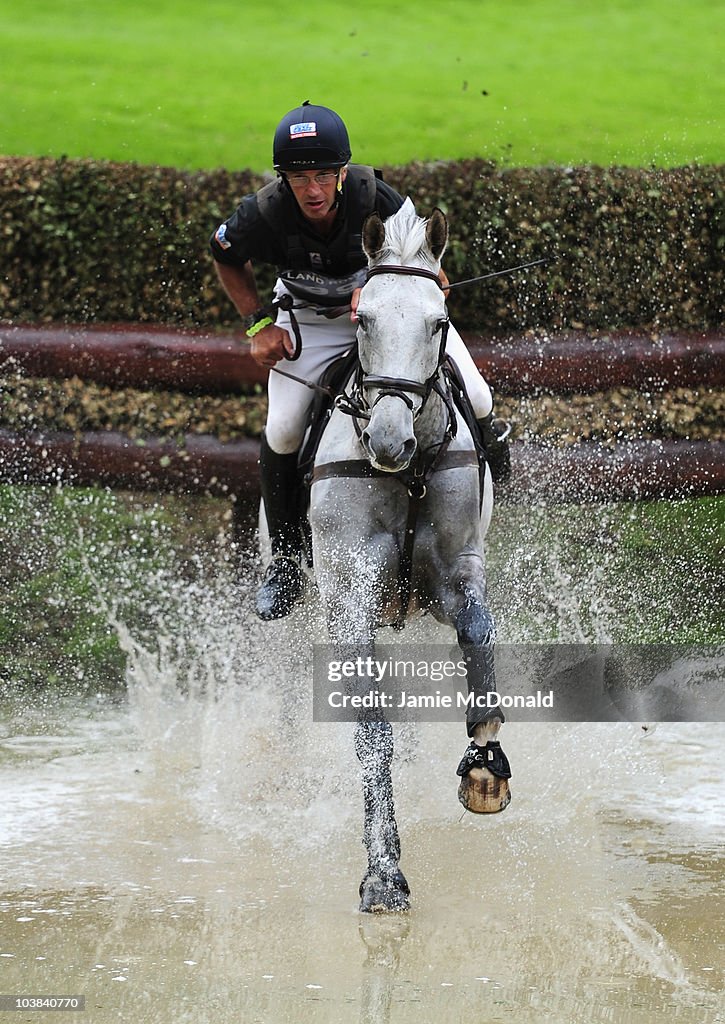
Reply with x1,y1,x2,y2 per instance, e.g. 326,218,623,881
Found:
372,198,436,267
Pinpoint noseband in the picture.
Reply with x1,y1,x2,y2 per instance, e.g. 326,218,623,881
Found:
353,265,450,416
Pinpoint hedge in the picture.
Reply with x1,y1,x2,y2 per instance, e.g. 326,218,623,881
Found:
0,156,723,334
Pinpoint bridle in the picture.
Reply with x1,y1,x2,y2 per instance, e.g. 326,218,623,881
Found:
341,264,451,421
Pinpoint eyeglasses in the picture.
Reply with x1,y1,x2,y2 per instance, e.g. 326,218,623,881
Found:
285,171,339,189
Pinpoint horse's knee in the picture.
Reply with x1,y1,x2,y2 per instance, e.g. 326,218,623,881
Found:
455,599,495,647
467,708,504,735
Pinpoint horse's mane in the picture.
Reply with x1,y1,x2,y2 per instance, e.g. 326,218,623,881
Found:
374,197,438,268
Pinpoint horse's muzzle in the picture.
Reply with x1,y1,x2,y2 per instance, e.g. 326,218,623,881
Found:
361,430,417,472
361,394,418,472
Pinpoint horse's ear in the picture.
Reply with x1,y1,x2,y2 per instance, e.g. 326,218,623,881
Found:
362,212,386,259
426,208,448,262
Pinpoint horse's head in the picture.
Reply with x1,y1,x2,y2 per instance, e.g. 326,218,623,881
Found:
356,198,449,473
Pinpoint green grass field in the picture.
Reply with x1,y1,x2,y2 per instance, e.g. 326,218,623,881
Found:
1,0,722,171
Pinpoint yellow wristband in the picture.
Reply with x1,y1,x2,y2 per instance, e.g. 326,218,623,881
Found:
245,316,274,338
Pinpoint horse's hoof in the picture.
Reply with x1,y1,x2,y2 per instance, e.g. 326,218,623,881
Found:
458,766,511,814
359,868,410,914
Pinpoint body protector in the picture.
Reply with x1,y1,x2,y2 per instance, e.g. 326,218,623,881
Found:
257,164,379,306
210,165,403,308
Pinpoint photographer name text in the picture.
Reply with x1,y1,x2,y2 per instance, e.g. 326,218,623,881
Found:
327,689,554,710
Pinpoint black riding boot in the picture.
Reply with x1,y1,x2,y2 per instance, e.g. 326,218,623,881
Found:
477,413,512,484
255,433,305,620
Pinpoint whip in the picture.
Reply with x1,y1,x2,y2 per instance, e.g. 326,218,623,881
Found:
444,256,552,291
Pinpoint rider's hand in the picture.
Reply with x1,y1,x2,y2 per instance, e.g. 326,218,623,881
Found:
438,268,450,298
249,324,295,368
350,287,362,323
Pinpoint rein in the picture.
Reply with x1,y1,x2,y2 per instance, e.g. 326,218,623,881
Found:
269,256,551,393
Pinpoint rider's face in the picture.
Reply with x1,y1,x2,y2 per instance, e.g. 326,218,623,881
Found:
284,166,348,223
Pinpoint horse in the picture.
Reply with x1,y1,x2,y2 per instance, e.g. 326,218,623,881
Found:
308,198,511,913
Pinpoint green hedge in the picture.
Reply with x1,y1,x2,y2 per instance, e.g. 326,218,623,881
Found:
1,156,722,334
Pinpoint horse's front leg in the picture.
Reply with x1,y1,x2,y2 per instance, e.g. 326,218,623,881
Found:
454,588,512,814
327,631,409,913
355,710,409,913
324,562,409,913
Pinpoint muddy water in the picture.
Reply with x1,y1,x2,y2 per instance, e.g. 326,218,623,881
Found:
1,496,724,1024
1,664,723,1022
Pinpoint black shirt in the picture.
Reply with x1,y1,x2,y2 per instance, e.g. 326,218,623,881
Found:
210,165,404,301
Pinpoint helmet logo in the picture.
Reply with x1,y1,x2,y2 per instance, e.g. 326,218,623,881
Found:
289,121,317,139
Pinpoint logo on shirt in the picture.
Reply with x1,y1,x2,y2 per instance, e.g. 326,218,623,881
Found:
289,121,317,139
215,223,232,250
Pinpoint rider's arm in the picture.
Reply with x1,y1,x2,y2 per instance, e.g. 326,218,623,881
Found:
213,259,259,317
213,260,294,368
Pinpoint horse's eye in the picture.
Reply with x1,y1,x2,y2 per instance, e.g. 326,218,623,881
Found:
356,313,367,331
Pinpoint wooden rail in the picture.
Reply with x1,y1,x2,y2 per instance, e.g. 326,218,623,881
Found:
1,429,723,504
1,323,723,503
2,323,723,395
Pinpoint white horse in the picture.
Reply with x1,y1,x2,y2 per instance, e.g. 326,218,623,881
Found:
309,199,510,912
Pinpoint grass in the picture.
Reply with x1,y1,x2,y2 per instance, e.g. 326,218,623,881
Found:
488,497,725,644
0,484,224,693
0,0,722,171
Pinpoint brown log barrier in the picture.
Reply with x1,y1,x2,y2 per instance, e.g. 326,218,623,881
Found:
1,429,723,504
0,324,267,393
2,323,724,395
0,428,258,499
2,324,723,502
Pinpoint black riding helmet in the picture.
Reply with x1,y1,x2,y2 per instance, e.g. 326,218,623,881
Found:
273,100,351,170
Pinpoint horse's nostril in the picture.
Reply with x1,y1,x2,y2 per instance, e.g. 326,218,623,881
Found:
362,432,416,470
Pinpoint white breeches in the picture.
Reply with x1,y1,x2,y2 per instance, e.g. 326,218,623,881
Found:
266,299,493,455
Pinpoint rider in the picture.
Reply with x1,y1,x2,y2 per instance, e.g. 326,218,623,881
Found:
210,101,510,621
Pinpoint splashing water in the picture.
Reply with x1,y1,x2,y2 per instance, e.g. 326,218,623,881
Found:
1,487,723,1022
